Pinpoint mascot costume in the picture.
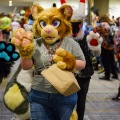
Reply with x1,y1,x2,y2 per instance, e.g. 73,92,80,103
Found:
3,1,86,120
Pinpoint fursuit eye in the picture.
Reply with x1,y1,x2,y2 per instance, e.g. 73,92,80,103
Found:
52,20,60,28
40,21,46,28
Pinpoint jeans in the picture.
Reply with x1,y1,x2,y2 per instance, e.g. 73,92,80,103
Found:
28,89,77,120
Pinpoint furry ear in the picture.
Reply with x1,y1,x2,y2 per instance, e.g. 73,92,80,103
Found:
31,4,44,20
59,4,73,21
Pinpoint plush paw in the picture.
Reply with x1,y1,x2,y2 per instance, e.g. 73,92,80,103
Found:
86,30,103,51
0,41,20,84
53,48,76,71
11,28,34,58
0,41,19,62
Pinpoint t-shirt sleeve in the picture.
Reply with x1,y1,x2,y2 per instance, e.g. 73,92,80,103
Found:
61,37,85,61
70,38,85,61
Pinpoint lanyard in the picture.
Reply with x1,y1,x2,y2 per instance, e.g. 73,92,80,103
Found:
46,40,62,64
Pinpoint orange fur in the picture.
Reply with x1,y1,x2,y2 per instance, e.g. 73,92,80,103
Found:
63,51,76,71
70,110,78,120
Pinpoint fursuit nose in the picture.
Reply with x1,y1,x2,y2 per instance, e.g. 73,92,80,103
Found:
45,29,52,34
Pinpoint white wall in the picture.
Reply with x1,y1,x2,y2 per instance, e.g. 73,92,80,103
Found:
34,0,88,19
0,6,24,15
109,0,120,19
1,0,120,19
2,0,81,15
34,0,80,9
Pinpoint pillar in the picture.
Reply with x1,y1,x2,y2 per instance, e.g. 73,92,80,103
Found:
87,0,93,25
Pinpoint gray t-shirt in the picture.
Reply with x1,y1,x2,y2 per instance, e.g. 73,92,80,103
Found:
31,36,85,93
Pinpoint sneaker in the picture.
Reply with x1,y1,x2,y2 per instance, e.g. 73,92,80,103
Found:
98,68,104,74
99,76,110,80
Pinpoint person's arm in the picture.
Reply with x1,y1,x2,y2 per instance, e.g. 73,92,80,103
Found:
75,59,86,70
21,58,33,70
71,38,86,71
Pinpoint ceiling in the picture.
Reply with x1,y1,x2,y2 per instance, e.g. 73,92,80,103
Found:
0,0,33,7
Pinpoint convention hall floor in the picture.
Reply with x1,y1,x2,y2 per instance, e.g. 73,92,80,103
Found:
0,60,120,120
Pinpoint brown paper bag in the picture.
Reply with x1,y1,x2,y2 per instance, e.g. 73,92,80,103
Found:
41,64,80,96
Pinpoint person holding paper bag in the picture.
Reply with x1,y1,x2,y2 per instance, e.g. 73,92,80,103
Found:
11,4,85,120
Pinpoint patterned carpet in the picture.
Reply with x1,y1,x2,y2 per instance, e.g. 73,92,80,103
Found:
0,61,120,120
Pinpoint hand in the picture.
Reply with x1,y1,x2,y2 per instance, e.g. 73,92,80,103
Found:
11,28,34,59
53,48,76,71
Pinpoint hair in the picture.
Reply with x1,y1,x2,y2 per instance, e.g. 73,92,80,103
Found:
100,14,112,23
90,6,99,16
112,16,114,19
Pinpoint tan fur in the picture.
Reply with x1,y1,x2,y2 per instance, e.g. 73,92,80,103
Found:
53,48,76,71
31,4,76,71
70,110,78,120
32,4,73,43
4,84,25,110
11,29,35,59
63,51,76,71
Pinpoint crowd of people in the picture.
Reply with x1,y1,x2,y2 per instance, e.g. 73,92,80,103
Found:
89,7,120,102
0,9,32,42
72,5,120,120
0,4,120,120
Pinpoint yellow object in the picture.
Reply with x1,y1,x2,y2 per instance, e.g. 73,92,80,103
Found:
4,84,25,110
32,4,72,44
11,28,35,59
70,110,78,120
56,48,66,57
53,48,76,71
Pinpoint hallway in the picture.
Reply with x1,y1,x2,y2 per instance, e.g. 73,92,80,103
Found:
0,61,120,120
85,71,120,120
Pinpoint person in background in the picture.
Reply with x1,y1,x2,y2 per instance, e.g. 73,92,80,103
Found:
23,13,34,32
97,15,118,80
9,17,21,41
112,27,120,101
11,18,21,31
112,16,116,24
90,6,104,73
90,6,100,28
112,85,120,101
19,10,26,28
0,14,11,43
116,17,120,27
74,22,94,120
27,13,34,25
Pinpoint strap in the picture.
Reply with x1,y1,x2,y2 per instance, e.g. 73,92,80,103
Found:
10,63,22,82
